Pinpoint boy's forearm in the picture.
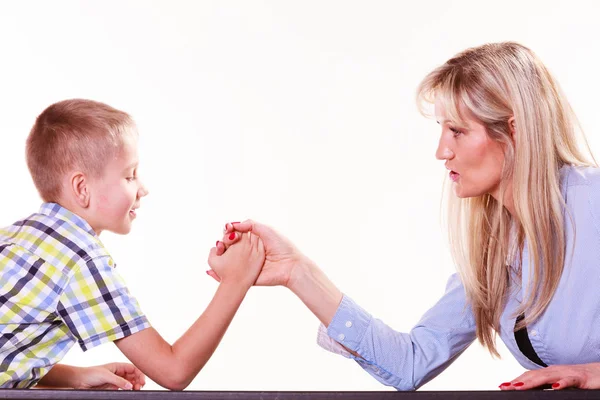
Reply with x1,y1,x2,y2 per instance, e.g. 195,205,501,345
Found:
170,282,249,387
115,282,250,390
35,364,79,389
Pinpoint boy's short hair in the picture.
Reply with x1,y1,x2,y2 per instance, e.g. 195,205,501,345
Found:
26,99,137,202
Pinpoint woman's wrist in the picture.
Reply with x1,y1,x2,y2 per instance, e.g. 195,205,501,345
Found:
286,256,314,293
287,258,343,326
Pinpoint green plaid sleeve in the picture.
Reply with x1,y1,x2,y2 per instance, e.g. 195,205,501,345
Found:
57,256,150,351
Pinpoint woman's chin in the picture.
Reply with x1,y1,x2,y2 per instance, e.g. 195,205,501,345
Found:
452,184,466,198
452,184,477,199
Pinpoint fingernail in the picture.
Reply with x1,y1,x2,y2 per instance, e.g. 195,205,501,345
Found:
232,221,240,225
499,382,511,387
216,241,220,247
206,270,211,275
124,382,133,390
514,382,524,387
229,232,236,240
552,383,560,389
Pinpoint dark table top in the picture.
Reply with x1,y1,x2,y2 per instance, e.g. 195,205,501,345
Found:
2,390,600,400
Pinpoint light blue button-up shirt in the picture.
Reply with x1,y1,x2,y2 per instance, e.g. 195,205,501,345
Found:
321,165,600,390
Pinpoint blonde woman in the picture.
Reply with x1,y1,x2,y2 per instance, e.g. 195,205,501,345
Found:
212,42,600,391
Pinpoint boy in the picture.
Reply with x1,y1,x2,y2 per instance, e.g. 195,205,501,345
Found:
0,99,264,389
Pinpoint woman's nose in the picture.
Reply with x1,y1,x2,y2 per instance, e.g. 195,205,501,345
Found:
435,136,454,160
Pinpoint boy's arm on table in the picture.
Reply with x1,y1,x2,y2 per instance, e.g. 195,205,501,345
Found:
35,363,143,390
115,282,249,391
116,232,264,391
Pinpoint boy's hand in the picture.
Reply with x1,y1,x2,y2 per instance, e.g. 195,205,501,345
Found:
208,232,265,289
210,220,306,288
74,362,146,390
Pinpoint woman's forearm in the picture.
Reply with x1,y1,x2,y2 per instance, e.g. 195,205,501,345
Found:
287,259,343,327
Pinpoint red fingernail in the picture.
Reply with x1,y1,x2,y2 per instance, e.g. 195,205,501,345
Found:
500,382,511,387
514,382,524,387
552,383,560,389
206,270,210,275
229,232,236,240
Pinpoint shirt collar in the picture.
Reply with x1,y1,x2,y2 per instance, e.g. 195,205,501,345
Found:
559,164,572,201
38,202,97,237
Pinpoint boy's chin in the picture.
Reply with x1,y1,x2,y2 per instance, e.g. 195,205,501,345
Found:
110,224,133,235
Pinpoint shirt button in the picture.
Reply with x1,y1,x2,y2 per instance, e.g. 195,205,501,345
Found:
530,330,538,337
345,321,353,328
337,333,345,341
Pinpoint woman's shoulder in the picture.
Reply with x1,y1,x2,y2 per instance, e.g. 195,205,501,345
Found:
562,165,600,223
562,164,600,189
560,165,600,197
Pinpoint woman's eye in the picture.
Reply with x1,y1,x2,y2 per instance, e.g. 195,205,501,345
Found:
449,127,463,137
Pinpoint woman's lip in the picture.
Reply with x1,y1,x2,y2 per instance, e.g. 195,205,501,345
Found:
449,171,460,182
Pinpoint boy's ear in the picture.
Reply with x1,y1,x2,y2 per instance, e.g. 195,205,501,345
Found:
71,172,90,208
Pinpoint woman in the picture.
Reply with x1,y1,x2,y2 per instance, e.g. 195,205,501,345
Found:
208,42,600,391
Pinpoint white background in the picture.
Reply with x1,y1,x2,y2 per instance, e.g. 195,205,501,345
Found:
1,0,600,392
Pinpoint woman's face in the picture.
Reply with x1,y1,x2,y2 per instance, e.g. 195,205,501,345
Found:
434,100,506,200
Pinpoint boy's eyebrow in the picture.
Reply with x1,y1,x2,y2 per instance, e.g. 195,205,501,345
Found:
123,161,138,171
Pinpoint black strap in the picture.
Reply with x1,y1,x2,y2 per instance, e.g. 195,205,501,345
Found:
514,314,547,367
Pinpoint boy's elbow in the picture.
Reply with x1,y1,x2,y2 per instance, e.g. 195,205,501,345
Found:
160,375,192,391
158,367,195,391
162,381,190,391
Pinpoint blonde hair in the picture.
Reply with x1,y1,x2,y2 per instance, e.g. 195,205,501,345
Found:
26,99,137,202
416,42,596,356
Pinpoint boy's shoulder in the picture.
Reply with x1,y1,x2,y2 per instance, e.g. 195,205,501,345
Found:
0,203,110,274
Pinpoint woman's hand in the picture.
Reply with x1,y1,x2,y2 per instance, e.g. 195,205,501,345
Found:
500,363,600,390
209,220,344,327
210,220,307,288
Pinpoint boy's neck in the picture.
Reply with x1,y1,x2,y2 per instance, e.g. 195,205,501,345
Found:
54,196,102,236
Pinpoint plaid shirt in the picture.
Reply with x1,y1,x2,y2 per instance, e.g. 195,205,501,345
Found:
0,203,150,388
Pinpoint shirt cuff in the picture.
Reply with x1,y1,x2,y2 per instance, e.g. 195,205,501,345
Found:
316,323,352,358
325,294,372,352
78,315,151,351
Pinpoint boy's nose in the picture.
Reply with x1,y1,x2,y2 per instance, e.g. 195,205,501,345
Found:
138,181,149,197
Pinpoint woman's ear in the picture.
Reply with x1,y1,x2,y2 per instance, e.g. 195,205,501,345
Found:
508,116,516,139
70,172,90,208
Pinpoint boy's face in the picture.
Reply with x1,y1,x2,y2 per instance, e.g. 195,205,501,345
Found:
88,135,148,235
